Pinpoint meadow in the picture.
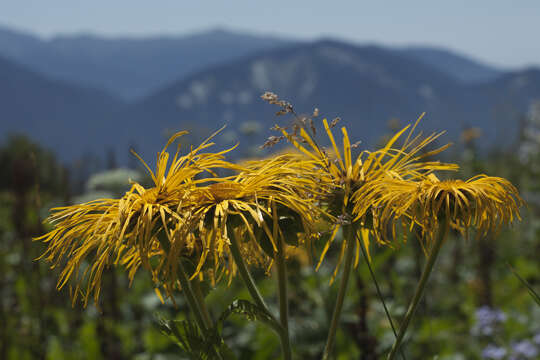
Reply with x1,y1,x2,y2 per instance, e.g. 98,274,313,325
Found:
1,97,539,360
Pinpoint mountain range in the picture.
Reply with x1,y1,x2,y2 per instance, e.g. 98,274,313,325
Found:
0,54,125,158
0,26,504,100
0,25,539,164
0,26,292,100
127,40,539,158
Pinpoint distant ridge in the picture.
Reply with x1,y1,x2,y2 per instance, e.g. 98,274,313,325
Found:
0,54,126,160
126,39,540,160
1,26,540,164
397,46,503,84
0,25,293,99
0,25,508,100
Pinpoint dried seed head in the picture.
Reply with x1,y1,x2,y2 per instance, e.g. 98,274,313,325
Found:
313,108,319,117
261,91,279,104
261,135,284,149
309,118,317,135
292,124,299,137
330,117,341,128
336,214,352,225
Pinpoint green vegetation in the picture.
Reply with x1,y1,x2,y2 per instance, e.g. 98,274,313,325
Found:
1,101,539,359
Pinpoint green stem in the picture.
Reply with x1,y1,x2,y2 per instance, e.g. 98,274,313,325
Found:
228,226,291,360
192,278,213,329
357,233,406,360
157,233,208,331
178,262,225,360
228,227,269,311
276,234,293,360
387,220,448,360
176,261,209,332
158,233,223,359
322,224,356,360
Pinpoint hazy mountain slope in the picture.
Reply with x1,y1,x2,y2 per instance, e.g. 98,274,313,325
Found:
0,26,292,99
127,40,470,158
0,26,43,56
0,54,126,160
467,68,540,141
2,33,539,163
0,25,508,101
127,40,540,161
398,46,503,84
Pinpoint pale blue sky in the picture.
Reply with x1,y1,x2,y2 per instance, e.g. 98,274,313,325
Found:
1,1,538,68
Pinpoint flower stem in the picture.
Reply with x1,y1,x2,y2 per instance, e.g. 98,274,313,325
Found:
386,220,449,360
158,233,209,331
276,234,293,360
322,224,356,360
178,262,225,360
192,278,213,329
158,234,223,359
228,227,269,311
357,232,407,360
228,227,292,360
177,261,209,332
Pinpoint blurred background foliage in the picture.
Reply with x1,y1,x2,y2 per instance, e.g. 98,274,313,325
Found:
1,105,539,359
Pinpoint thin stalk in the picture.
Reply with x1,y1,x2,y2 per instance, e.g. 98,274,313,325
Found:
158,233,208,331
192,278,213,329
276,235,293,360
322,224,356,360
176,261,209,332
228,227,269,311
357,233,406,360
158,234,223,359
387,220,449,360
178,262,225,360
228,227,292,360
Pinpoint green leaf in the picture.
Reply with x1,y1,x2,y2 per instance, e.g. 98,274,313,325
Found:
155,315,236,360
218,299,281,334
507,262,540,306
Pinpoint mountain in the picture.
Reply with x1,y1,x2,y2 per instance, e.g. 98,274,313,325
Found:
1,33,539,164
0,26,292,100
126,40,540,161
0,25,509,101
0,54,126,160
469,68,540,140
397,46,503,84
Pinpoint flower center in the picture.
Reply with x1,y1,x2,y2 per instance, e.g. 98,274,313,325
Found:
206,182,245,202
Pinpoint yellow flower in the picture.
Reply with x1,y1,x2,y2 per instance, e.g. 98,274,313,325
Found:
36,130,236,305
359,174,523,251
186,153,320,283
280,115,458,278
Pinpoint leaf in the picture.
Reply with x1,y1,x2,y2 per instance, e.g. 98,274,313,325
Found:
507,262,540,306
155,315,237,360
218,299,281,334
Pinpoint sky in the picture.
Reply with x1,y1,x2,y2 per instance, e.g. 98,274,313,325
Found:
1,1,539,69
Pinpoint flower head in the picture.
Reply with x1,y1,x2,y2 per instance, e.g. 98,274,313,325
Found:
279,115,457,277
511,340,538,359
471,306,507,336
186,153,320,283
482,344,507,359
359,173,523,249
36,130,236,305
